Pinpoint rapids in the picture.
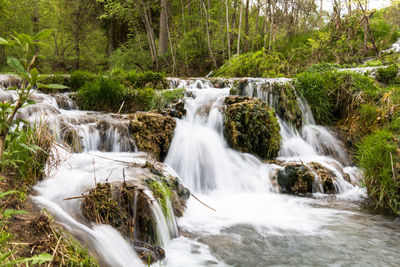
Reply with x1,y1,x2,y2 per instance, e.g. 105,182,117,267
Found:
1,74,399,266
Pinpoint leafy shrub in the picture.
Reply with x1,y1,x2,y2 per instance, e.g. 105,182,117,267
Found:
124,88,184,112
357,129,400,215
214,50,288,78
120,70,166,89
39,74,70,88
1,123,53,185
376,64,399,84
77,77,125,111
70,70,97,91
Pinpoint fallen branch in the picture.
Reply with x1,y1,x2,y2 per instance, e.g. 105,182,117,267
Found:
63,195,85,201
190,193,216,212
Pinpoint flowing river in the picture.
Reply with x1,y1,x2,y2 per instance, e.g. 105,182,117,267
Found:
1,75,399,266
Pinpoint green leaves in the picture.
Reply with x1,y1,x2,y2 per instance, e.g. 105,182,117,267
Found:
6,57,28,77
33,29,53,41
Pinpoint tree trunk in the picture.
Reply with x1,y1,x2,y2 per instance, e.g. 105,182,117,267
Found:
159,0,169,55
203,2,217,67
319,0,323,29
225,0,231,59
237,0,243,55
243,0,250,52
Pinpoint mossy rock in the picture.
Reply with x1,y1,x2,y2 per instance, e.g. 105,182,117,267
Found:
82,182,164,264
81,165,190,264
276,162,338,194
277,164,313,194
129,112,176,161
224,96,281,159
269,83,303,128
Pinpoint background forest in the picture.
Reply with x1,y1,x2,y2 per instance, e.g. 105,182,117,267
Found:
1,0,400,76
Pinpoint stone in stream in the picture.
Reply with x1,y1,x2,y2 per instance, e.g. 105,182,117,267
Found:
275,162,338,194
224,96,281,160
81,164,189,264
129,112,176,161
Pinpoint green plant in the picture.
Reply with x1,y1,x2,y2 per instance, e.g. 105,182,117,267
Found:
214,50,288,78
356,129,400,215
69,70,97,91
376,64,399,84
1,122,53,185
147,179,173,219
77,77,125,111
0,30,66,159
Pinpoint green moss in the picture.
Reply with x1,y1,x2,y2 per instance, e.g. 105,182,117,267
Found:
147,179,173,219
129,113,176,161
270,83,303,128
224,96,281,159
356,129,400,215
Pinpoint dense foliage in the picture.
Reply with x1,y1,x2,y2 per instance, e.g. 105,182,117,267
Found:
0,1,399,76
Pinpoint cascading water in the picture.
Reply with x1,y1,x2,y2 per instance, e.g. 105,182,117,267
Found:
162,78,400,266
1,74,399,266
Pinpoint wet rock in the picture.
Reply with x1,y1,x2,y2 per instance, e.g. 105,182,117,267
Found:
54,94,77,110
277,164,313,194
308,162,336,194
158,101,186,118
224,96,281,160
275,162,339,194
129,112,176,161
61,127,82,152
268,83,303,129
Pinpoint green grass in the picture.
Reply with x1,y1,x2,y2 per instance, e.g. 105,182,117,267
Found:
76,77,125,112
357,129,400,215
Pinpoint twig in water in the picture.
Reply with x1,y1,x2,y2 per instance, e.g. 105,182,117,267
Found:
190,193,216,212
92,158,97,186
63,195,86,201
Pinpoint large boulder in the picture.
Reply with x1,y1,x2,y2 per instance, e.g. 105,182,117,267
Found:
129,112,176,161
224,96,281,159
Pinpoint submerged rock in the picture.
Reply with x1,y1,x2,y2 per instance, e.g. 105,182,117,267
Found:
129,112,176,161
277,164,313,194
81,164,189,264
224,96,281,160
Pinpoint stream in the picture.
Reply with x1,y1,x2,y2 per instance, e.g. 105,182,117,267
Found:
1,74,400,266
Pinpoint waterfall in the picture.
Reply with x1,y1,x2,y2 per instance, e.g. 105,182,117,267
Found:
3,75,399,267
